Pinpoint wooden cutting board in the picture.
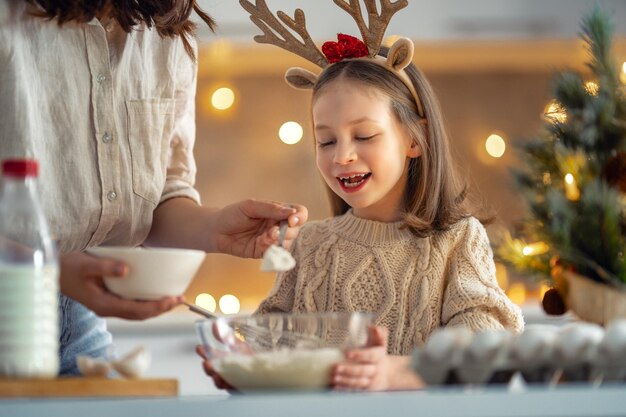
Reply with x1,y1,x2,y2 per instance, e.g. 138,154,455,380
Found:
0,377,178,398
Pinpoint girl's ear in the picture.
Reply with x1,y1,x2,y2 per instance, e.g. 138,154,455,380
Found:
285,67,318,90
387,37,414,72
407,139,422,158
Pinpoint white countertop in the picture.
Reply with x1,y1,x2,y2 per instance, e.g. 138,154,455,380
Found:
1,383,626,417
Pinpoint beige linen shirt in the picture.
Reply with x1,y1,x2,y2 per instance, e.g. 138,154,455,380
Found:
0,2,200,253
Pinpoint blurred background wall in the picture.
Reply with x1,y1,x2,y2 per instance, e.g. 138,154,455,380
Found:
185,0,626,313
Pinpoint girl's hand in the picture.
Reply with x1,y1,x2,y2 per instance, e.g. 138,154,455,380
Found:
195,345,237,392
332,325,391,391
59,252,182,320
211,199,307,258
332,326,426,391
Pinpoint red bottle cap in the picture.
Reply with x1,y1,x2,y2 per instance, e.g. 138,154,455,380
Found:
2,159,39,177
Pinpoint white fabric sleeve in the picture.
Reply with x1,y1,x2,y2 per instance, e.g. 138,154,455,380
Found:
160,37,201,205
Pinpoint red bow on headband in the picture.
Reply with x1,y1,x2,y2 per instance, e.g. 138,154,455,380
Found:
321,34,369,64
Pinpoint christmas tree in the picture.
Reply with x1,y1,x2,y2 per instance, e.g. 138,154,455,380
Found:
497,7,626,315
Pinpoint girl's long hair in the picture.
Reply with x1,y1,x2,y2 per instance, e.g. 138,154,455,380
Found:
312,48,487,237
26,0,215,60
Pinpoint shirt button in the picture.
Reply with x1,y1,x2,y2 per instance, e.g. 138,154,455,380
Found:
102,132,112,143
107,191,117,201
96,73,106,84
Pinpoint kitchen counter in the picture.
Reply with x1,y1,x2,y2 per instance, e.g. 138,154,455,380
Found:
1,383,625,417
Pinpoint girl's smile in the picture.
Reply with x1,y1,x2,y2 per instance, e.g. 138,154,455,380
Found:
313,79,420,222
337,172,371,192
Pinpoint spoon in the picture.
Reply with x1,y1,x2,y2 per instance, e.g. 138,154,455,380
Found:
277,219,288,248
183,301,217,319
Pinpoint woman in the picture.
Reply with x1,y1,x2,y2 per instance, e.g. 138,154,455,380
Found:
0,0,307,374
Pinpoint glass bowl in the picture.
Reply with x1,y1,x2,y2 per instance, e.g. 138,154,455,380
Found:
195,312,373,392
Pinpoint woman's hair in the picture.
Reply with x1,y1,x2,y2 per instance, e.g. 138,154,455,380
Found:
26,0,215,60
312,47,479,237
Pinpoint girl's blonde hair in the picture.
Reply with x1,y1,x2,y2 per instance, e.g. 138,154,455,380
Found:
312,48,478,237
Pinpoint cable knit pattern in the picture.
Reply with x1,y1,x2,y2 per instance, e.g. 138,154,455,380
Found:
257,211,524,355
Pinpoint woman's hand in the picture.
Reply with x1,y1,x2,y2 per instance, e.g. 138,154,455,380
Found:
146,197,308,258
332,326,425,391
59,252,182,320
195,345,237,391
209,199,308,258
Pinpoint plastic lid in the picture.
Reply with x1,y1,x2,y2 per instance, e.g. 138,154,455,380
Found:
2,159,39,177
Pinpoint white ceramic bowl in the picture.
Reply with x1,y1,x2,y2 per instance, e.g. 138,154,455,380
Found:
87,246,205,300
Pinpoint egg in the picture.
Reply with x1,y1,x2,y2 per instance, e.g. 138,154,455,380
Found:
76,356,112,377
111,346,151,378
411,326,472,385
556,322,604,363
456,330,513,385
592,319,626,382
512,325,559,364
599,319,626,359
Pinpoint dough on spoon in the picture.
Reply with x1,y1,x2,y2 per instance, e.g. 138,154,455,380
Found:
260,244,296,272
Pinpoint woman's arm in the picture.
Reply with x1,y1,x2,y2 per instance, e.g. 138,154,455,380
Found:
145,197,306,258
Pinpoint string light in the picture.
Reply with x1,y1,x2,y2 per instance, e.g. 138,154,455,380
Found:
494,262,509,290
195,293,217,312
485,134,506,158
211,87,235,110
544,99,567,123
279,121,303,144
542,172,552,186
584,81,599,95
507,282,527,306
522,241,550,256
219,294,241,315
620,62,626,84
564,173,581,201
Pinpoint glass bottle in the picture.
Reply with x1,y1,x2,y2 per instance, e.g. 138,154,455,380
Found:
0,159,59,377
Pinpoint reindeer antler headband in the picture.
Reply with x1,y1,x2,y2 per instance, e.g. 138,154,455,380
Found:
239,0,425,118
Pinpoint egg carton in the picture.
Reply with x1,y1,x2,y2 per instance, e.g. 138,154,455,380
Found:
410,319,626,386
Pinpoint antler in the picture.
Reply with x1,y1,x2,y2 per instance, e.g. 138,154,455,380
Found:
333,0,408,57
240,0,328,68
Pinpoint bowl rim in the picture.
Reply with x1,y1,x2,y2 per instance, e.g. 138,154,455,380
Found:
86,245,205,257
194,311,376,326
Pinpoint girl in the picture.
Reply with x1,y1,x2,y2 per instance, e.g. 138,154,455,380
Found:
200,44,524,391
199,0,523,392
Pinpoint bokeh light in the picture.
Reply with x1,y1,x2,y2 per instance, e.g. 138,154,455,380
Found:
485,134,506,158
219,294,241,315
211,87,235,110
279,121,303,144
584,81,599,95
544,99,567,123
507,282,527,306
522,241,550,256
195,293,216,313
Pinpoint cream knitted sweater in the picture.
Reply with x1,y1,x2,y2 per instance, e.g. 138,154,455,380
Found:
257,211,524,355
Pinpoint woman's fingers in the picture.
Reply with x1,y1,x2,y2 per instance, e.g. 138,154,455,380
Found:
195,345,207,360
